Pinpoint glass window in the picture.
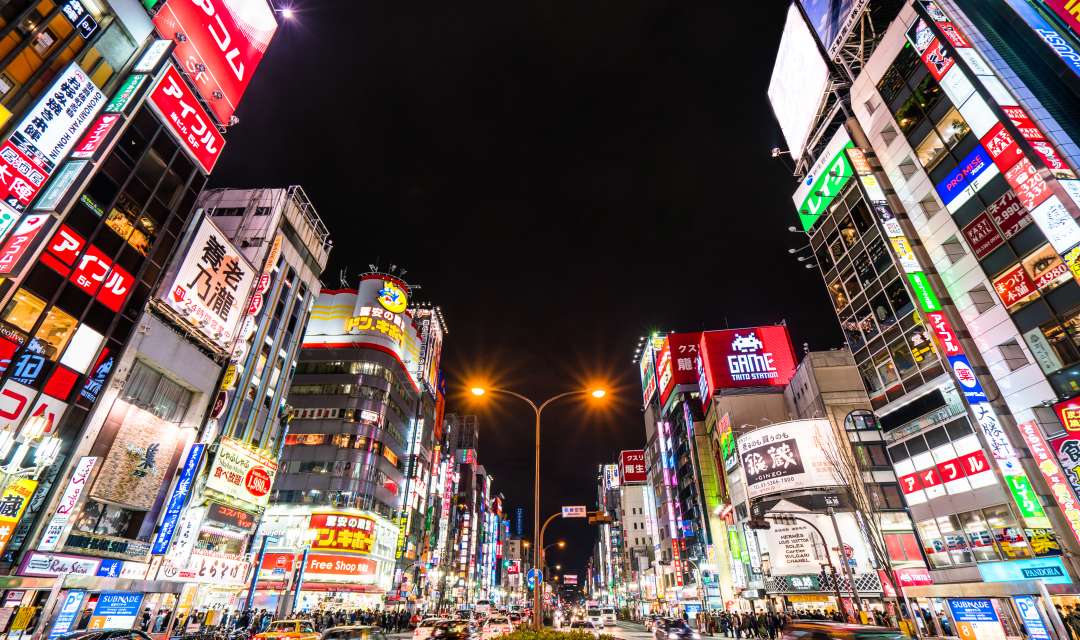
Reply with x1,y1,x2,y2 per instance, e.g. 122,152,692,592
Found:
841,315,866,351
982,505,1033,559
874,350,899,387
828,279,849,311
854,252,876,287
915,131,948,169
1025,527,1062,558
33,307,78,360
871,292,897,329
859,359,885,399
935,107,970,148
937,514,975,565
815,243,834,273
958,509,1001,562
868,237,892,273
122,361,193,422
916,519,952,568
838,217,858,247
1,288,46,334
885,279,915,322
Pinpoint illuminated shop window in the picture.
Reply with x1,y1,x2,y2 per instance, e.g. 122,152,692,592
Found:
958,509,1001,562
1,288,46,334
983,504,1033,560
32,306,78,360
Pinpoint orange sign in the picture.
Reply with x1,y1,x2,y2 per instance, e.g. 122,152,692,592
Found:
1056,399,1080,432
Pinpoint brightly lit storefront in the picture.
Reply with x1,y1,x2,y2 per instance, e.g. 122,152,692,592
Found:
253,506,398,612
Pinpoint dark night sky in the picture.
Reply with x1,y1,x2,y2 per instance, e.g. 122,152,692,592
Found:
210,1,843,580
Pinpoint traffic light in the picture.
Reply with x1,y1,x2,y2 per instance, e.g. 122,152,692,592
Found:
587,511,614,525
746,518,771,530
772,515,798,526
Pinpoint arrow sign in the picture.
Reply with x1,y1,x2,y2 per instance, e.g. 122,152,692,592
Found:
561,505,587,518
527,568,543,586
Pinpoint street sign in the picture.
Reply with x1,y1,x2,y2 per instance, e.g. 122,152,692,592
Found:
527,568,543,589
561,505,587,518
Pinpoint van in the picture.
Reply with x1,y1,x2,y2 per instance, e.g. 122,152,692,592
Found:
586,608,604,628
601,607,616,626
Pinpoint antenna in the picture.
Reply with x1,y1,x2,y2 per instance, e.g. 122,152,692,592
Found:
339,268,349,288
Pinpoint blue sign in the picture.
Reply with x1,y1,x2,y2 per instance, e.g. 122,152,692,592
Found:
978,557,1071,585
947,354,989,403
96,559,122,578
49,590,86,638
935,146,994,208
1013,595,1051,640
90,592,144,628
683,604,702,616
526,568,542,590
947,598,999,623
1003,0,1080,81
151,442,205,555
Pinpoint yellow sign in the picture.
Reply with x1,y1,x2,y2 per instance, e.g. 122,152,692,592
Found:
0,479,37,553
376,280,407,313
220,364,237,390
10,606,36,631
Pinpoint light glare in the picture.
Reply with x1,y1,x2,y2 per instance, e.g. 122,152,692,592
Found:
470,387,486,396
591,389,606,398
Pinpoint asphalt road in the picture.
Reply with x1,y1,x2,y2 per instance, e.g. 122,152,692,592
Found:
388,621,726,640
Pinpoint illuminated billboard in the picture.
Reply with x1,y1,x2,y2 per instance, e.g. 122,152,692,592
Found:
737,419,840,499
655,331,702,407
697,326,798,402
157,216,256,351
768,3,831,161
152,0,278,124
147,65,226,173
620,450,647,484
304,275,422,388
798,0,861,56
791,127,854,231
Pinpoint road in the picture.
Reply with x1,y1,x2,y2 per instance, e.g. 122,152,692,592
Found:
388,621,722,640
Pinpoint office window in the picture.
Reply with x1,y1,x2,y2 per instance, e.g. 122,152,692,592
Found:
969,285,996,314
942,237,966,264
999,340,1028,372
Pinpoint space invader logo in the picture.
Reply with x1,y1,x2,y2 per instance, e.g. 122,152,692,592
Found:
726,331,777,382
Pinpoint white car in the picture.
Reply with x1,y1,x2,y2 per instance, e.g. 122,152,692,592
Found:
602,607,616,626
585,608,604,629
482,616,513,639
413,619,444,640
568,621,600,638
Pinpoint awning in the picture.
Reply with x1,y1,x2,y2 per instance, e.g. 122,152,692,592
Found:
256,581,385,593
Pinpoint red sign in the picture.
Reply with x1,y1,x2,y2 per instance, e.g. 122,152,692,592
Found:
1018,420,1080,546
244,467,271,497
1043,0,1080,41
71,113,121,158
697,326,797,394
0,214,51,275
506,560,521,575
0,142,47,211
992,263,1039,309
924,311,961,357
655,331,702,406
920,38,954,81
1005,157,1052,211
1001,105,1046,142
620,450,647,484
147,65,226,173
986,190,1031,239
1055,398,1080,432
302,553,377,580
41,225,132,311
960,211,1004,259
898,450,990,495
894,567,933,588
980,122,1022,172
935,21,968,48
207,502,257,531
152,0,278,125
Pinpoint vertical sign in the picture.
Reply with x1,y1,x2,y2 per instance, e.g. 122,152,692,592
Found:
48,590,87,638
152,442,205,555
0,479,37,554
38,456,98,551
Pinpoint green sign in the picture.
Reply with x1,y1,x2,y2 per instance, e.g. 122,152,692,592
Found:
1006,473,1049,525
796,141,855,231
106,74,147,113
787,575,820,591
908,272,941,312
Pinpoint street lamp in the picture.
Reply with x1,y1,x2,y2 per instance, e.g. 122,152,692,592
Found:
468,385,608,629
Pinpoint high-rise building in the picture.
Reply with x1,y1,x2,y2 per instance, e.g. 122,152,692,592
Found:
768,0,1080,634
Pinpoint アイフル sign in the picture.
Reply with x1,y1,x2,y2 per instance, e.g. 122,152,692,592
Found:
147,65,226,173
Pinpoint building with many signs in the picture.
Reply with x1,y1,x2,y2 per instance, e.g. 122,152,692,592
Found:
264,271,447,610
765,0,1080,635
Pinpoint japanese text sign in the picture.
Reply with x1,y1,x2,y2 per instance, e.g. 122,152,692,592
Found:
308,512,376,555
0,479,37,554
159,217,254,351
736,419,839,499
204,437,275,509
1018,422,1080,546
620,449,647,484
152,0,278,125
147,65,226,173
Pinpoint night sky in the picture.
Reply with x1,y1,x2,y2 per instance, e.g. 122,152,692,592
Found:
210,1,843,581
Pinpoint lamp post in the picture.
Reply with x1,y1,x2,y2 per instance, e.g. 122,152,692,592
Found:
469,386,606,630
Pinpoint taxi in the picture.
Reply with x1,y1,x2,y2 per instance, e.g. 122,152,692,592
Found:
255,620,320,640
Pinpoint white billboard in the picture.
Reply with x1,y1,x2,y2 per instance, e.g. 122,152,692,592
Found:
768,3,831,161
158,217,255,351
737,419,841,499
757,504,874,576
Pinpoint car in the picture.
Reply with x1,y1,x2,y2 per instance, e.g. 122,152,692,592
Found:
567,621,600,638
414,619,446,640
430,620,480,640
320,627,390,640
481,616,513,639
507,613,521,627
585,607,604,628
780,621,905,640
601,608,616,626
256,621,320,640
654,619,700,640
